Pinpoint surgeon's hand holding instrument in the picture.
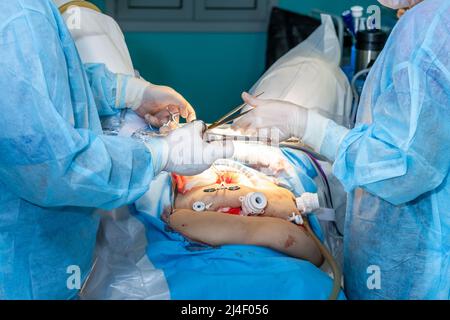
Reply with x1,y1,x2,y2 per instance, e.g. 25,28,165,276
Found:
230,92,351,163
118,76,196,129
206,92,264,131
205,92,287,147
145,107,181,134
205,92,289,147
231,92,309,142
155,121,234,176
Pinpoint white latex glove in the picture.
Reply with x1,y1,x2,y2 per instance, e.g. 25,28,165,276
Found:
231,92,308,142
123,77,196,130
378,0,423,9
232,142,291,176
153,121,235,176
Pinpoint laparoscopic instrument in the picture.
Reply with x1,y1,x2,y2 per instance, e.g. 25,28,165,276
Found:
206,93,264,131
204,93,281,146
162,108,180,129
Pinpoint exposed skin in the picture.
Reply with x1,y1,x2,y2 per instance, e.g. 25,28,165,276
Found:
169,210,323,266
396,0,424,18
169,178,324,266
135,84,196,130
174,183,299,220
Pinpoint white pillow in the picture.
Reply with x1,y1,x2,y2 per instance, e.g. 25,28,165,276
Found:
250,15,353,127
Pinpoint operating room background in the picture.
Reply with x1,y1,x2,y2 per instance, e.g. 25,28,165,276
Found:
91,0,380,122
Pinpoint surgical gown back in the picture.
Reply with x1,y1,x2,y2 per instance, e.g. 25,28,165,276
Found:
0,0,158,299
332,0,450,299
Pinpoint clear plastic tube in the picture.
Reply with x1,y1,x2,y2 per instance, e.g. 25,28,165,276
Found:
304,216,342,300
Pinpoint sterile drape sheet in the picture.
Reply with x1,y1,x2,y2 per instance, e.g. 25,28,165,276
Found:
81,142,345,300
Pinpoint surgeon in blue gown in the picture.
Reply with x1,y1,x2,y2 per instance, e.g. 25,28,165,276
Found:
234,0,449,299
0,0,232,299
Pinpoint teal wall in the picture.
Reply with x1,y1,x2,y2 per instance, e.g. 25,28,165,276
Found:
91,0,384,122
278,0,380,15
124,32,266,122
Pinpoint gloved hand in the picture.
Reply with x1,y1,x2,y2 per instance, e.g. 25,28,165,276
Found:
232,92,308,141
124,77,196,130
232,142,291,176
155,121,235,176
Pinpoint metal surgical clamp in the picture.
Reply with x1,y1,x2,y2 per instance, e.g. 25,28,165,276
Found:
161,108,180,129
206,92,264,131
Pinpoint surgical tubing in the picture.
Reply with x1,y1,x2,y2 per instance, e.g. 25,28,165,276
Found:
305,152,334,209
304,216,342,300
279,143,334,209
295,192,342,299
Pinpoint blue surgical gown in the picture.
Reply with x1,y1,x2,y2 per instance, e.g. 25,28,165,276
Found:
319,0,450,299
0,0,164,299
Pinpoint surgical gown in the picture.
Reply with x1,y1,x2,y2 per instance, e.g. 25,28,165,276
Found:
319,0,450,299
0,0,164,299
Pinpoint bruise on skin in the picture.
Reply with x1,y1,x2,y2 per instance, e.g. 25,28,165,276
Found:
160,207,172,224
284,235,295,249
181,224,188,228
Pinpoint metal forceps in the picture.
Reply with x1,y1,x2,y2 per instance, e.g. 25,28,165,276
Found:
206,92,264,131
161,108,180,129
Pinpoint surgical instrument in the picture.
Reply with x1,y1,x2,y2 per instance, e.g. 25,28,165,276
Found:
161,108,180,129
206,93,264,131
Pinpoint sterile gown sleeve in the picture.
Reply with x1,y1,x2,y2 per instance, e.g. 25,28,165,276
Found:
84,63,131,116
0,9,166,210
304,15,450,206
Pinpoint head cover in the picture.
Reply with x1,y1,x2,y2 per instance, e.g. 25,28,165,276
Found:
378,0,423,9
53,0,76,7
